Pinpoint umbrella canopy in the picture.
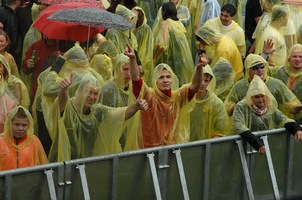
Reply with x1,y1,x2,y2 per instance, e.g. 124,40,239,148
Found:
32,2,105,42
47,7,134,30
38,0,100,6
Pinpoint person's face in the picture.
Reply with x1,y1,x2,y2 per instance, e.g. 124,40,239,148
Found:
199,73,212,92
12,117,29,139
0,35,8,53
84,87,99,108
281,14,289,27
122,63,131,85
220,11,233,26
248,63,265,81
156,69,172,91
289,51,302,72
251,94,266,109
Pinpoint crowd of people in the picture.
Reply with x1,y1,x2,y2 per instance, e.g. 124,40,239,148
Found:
0,0,302,170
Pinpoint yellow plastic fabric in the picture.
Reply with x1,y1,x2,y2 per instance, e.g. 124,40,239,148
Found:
125,63,192,150
90,54,113,82
48,73,127,162
233,75,294,135
196,25,243,80
154,18,194,85
269,44,302,120
0,55,30,109
95,40,119,59
212,57,235,101
3,52,19,78
224,54,301,118
188,65,230,140
132,6,154,86
204,18,246,58
100,53,129,107
41,44,104,138
0,106,48,170
105,5,138,53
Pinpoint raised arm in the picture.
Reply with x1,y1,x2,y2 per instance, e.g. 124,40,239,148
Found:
189,57,208,91
124,44,140,81
58,72,73,113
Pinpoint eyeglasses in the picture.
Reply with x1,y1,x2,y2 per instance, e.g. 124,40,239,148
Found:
251,64,265,71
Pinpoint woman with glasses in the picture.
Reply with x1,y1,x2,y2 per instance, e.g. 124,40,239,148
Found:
224,53,302,118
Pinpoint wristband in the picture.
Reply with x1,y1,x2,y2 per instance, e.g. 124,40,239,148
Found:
198,49,206,55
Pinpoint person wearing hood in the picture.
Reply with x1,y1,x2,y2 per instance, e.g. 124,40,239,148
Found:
153,2,194,86
105,4,138,54
0,106,48,170
0,54,30,111
124,44,207,149
132,6,154,86
233,75,302,155
188,64,230,141
195,24,243,81
224,53,302,118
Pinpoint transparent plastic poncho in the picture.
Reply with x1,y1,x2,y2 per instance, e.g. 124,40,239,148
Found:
233,75,294,135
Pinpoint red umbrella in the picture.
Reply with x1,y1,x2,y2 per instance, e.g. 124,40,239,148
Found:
32,2,105,43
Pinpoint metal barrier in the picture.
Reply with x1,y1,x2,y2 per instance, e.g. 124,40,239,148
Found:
1,128,302,200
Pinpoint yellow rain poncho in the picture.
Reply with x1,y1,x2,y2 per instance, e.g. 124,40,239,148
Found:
105,4,138,53
204,17,246,58
212,57,235,101
21,3,43,93
152,1,194,52
224,54,301,118
233,75,294,135
188,65,230,140
90,54,113,82
42,44,104,136
48,73,127,162
125,64,192,150
196,25,243,81
100,53,130,107
254,4,294,66
0,55,30,109
0,106,48,170
154,17,194,85
132,6,154,86
269,44,302,120
136,0,157,27
95,40,119,59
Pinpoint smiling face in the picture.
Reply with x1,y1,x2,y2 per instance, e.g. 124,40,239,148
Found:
289,51,302,73
251,94,266,109
83,87,100,112
0,35,9,53
12,116,29,139
156,69,172,91
220,11,233,26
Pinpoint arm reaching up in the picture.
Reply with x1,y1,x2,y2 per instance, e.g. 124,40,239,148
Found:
58,72,73,113
189,58,208,91
124,44,140,81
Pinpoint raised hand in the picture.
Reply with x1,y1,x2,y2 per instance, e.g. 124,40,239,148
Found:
60,71,74,90
124,44,136,59
263,39,275,55
136,93,148,111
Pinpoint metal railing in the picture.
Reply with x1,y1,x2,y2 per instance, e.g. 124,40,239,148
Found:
1,128,302,200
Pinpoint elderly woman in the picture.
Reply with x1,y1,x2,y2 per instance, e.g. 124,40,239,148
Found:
233,75,302,154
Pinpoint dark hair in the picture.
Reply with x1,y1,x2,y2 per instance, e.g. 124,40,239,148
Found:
162,2,179,21
121,0,137,9
14,107,28,119
106,0,123,13
134,8,144,28
221,4,236,17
